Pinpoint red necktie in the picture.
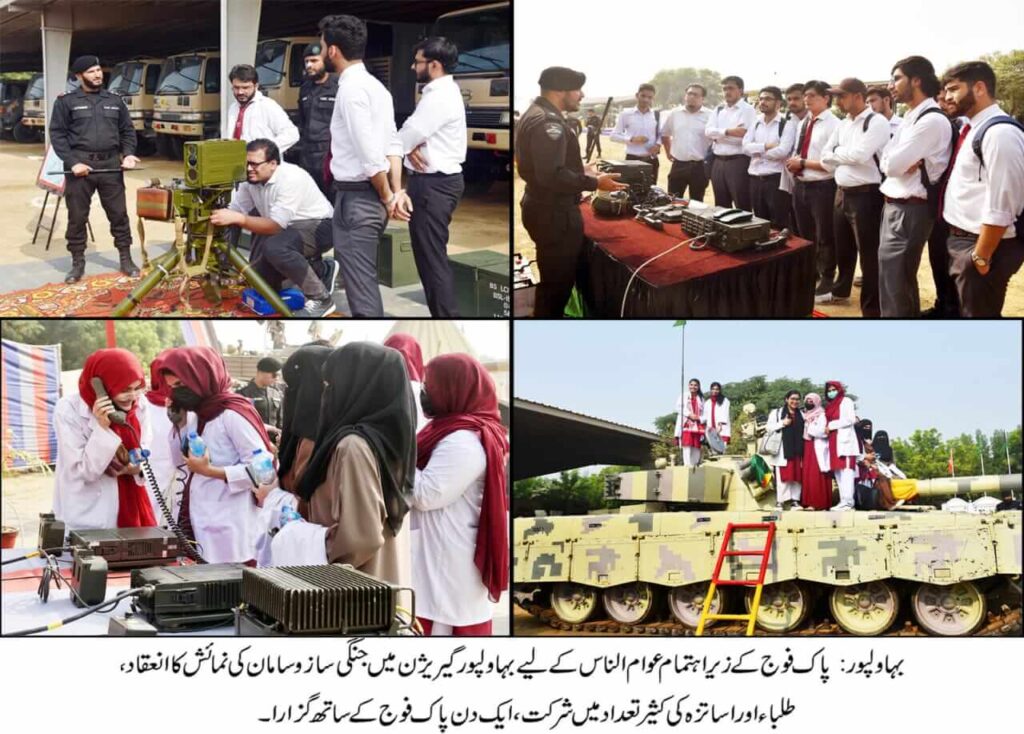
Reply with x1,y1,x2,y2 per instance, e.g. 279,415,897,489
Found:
938,122,971,217
232,103,248,140
797,116,816,177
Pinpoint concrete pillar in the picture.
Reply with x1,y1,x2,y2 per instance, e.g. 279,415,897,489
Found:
40,0,73,149
219,0,261,138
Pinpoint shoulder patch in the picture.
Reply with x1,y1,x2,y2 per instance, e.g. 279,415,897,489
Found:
544,122,563,140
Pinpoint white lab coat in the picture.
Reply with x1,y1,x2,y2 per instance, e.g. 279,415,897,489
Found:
701,397,731,439
138,398,179,524
410,380,427,432
673,393,704,440
804,413,830,470
169,409,266,563
826,397,859,457
764,408,795,467
410,429,491,626
52,393,152,531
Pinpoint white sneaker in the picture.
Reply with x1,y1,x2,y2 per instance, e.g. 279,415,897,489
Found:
814,291,834,304
775,503,784,512
829,504,853,511
854,275,863,287
790,503,804,511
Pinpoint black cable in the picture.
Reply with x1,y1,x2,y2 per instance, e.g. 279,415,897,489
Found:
1,547,73,566
7,586,147,636
139,455,206,564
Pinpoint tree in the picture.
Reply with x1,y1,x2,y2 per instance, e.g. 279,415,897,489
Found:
648,67,724,109
0,320,184,370
982,49,1024,120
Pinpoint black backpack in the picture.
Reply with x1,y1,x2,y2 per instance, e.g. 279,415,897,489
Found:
854,483,880,511
971,115,1024,237
914,106,958,216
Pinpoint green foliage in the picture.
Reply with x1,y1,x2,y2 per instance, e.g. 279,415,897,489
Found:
512,466,639,518
648,68,724,109
889,426,1020,479
982,49,1024,120
1,320,185,371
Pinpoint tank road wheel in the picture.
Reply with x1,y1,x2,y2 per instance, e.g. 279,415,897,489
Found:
911,581,987,636
745,581,811,633
550,583,599,624
602,582,655,625
829,581,900,636
668,582,725,629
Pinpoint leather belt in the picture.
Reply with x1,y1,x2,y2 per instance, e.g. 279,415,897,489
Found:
839,184,879,194
884,196,928,205
714,154,745,161
949,225,978,238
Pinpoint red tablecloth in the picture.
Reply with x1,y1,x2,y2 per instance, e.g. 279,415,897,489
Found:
581,204,817,317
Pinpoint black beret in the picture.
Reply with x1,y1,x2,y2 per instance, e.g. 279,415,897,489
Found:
257,357,282,373
303,43,323,58
70,55,101,75
538,66,586,92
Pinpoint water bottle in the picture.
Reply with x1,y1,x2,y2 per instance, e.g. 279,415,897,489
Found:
187,431,206,458
280,505,303,527
128,448,151,465
250,448,276,485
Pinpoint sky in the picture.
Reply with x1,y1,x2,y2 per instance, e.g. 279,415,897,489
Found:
513,0,1024,112
210,321,508,361
513,321,1022,441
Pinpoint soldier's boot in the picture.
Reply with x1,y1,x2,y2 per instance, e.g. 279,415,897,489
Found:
118,249,140,277
64,252,86,284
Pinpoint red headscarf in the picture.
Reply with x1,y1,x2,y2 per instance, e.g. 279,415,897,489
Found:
78,349,156,528
824,380,849,470
159,346,273,450
384,334,424,382
416,354,509,602
145,349,173,407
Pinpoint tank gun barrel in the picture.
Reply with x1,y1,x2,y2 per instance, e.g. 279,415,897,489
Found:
910,474,1021,498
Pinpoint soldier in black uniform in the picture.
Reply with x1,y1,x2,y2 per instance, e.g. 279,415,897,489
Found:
49,55,140,284
296,43,338,197
235,356,284,434
515,66,626,317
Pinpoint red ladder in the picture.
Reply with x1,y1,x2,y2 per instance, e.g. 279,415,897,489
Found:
695,521,776,636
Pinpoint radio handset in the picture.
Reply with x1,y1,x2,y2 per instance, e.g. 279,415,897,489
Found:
91,377,127,425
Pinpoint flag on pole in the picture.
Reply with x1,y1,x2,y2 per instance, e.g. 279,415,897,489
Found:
673,320,687,327
180,321,221,351
948,448,955,477
1,339,62,468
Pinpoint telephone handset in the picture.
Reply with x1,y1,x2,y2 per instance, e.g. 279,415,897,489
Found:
90,377,127,425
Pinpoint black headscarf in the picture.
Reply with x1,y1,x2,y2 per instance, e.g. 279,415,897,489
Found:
779,391,804,459
295,342,417,536
855,419,873,444
278,343,333,481
872,430,894,463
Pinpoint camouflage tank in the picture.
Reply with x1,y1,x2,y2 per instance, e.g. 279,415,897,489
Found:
514,453,1022,636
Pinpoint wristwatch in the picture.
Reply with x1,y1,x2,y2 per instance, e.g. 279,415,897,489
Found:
799,158,806,170
971,251,990,268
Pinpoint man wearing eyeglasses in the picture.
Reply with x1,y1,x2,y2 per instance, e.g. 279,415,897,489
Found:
210,138,338,317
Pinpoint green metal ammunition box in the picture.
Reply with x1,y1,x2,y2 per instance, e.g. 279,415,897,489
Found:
449,250,510,317
377,224,420,288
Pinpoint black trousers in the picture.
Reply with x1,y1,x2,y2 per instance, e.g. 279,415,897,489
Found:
408,172,464,317
300,149,331,198
833,186,883,316
521,192,585,318
927,217,961,315
666,159,708,201
793,179,837,286
777,189,800,236
710,155,751,210
586,130,601,157
63,158,132,255
749,173,781,226
625,153,659,186
248,218,333,298
947,233,1024,317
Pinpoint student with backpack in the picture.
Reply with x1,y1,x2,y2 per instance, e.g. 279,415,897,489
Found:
877,56,954,317
940,60,1024,317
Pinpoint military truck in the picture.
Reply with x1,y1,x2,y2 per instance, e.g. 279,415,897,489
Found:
515,436,1022,636
152,50,221,160
107,57,163,155
431,1,510,193
20,69,109,142
0,78,29,140
255,36,316,127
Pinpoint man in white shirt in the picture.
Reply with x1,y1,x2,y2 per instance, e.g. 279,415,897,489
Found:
319,13,407,317
223,64,299,154
940,60,1024,317
210,139,338,317
742,86,796,227
786,80,840,299
611,83,662,183
397,37,467,318
866,86,903,137
660,83,711,201
878,56,954,317
820,78,891,315
705,75,757,210
778,83,810,235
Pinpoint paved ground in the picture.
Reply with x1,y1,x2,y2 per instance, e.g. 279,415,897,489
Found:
514,135,1024,317
0,140,509,317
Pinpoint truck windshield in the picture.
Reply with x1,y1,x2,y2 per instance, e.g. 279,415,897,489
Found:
255,40,287,88
109,62,144,95
157,56,203,94
434,6,509,73
25,75,44,99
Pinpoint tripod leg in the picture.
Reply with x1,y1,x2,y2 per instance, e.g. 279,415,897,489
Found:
33,191,49,245
46,194,60,252
112,248,182,316
224,244,293,317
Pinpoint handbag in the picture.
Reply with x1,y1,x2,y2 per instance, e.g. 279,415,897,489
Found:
758,411,783,455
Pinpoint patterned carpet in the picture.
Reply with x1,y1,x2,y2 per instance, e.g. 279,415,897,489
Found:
0,270,263,317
